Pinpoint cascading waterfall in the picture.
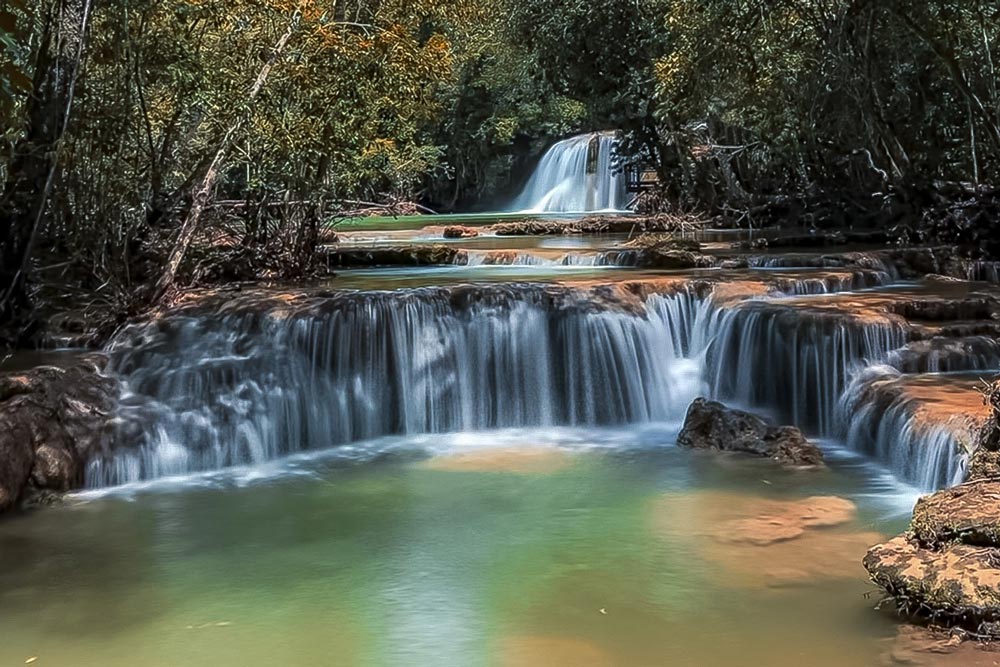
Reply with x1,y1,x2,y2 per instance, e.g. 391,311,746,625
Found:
885,337,1000,374
839,366,971,490
510,133,627,214
700,303,907,434
94,289,709,487
94,270,977,492
462,249,635,268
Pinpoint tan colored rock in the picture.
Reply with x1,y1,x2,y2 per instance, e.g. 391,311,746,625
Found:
442,225,479,239
865,536,1000,627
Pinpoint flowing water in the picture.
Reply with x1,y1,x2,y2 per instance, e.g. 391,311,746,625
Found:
510,133,627,214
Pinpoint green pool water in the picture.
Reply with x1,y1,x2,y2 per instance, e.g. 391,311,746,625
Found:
0,427,917,666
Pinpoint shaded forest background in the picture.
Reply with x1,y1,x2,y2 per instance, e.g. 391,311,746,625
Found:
1,0,999,342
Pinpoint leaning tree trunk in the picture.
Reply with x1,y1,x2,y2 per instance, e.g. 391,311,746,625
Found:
0,0,93,334
151,12,300,304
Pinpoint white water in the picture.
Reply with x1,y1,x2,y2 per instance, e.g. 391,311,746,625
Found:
510,133,628,213
839,366,974,490
95,290,709,487
93,270,996,492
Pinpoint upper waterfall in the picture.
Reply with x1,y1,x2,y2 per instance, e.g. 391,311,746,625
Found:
510,133,628,214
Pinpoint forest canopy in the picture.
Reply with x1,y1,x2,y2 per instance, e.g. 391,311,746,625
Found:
1,0,999,337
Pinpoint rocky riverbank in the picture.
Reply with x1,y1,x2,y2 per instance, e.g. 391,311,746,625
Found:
0,355,116,511
864,385,1000,639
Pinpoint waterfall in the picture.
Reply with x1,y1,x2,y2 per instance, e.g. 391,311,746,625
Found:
510,133,627,214
699,303,907,434
93,272,982,492
839,366,970,490
93,289,709,487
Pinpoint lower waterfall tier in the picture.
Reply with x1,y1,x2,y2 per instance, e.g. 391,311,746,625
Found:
92,274,1000,490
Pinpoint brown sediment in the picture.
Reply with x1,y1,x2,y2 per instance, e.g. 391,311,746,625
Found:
651,491,882,588
500,636,614,667
715,496,856,546
709,280,772,304
898,376,995,430
880,626,1000,667
420,448,573,474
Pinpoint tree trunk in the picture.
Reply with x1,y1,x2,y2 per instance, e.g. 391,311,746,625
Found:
151,12,300,304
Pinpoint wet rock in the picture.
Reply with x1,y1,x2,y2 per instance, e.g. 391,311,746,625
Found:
622,233,701,252
489,215,695,237
0,355,117,512
970,379,1000,480
597,230,716,269
677,398,824,466
326,245,464,267
893,297,997,322
632,249,716,270
443,225,479,239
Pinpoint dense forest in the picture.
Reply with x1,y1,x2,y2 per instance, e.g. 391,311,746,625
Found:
1,0,999,342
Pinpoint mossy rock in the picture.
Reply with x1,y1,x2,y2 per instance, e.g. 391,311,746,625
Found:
911,480,1000,548
865,536,1000,635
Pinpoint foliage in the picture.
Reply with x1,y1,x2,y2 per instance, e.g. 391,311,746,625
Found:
0,0,31,155
649,0,1000,218
4,0,1000,337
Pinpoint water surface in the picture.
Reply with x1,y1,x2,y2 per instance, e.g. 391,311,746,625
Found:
0,427,915,666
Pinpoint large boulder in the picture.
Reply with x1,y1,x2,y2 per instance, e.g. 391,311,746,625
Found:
0,355,117,511
865,536,1000,635
677,398,824,466
910,480,1000,548
865,480,1000,637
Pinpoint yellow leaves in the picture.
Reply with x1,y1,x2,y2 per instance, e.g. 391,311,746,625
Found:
362,138,398,158
654,52,690,99
425,34,449,55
